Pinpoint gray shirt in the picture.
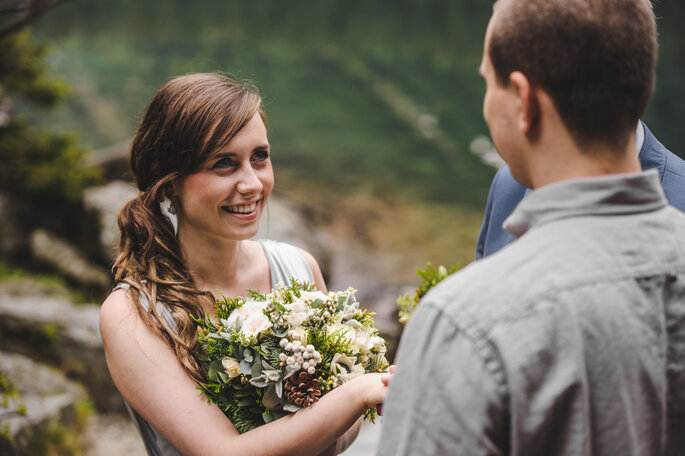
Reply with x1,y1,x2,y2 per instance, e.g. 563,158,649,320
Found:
378,170,685,456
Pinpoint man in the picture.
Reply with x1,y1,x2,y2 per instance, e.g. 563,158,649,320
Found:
378,1,685,455
476,122,685,258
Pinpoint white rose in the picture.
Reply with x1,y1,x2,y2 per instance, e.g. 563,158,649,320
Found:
225,301,268,331
285,299,310,328
221,357,241,378
344,320,371,354
240,309,272,339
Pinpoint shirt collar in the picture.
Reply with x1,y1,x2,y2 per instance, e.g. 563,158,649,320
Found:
635,121,644,156
503,169,667,238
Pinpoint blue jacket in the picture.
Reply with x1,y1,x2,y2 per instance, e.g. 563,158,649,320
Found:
475,122,685,259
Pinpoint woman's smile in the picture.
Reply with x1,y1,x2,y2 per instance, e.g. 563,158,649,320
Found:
221,199,260,217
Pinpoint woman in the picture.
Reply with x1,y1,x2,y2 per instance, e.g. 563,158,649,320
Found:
99,73,390,456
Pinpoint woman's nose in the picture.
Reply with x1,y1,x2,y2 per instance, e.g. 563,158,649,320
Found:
235,164,264,195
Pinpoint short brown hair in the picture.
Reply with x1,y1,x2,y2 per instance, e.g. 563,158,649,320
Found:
489,0,657,148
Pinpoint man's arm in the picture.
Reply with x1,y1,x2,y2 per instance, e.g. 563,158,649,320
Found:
377,302,507,456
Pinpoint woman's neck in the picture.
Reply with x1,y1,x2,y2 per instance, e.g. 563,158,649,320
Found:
178,232,270,305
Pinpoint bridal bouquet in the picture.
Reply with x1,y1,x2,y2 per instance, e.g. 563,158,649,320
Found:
195,279,389,433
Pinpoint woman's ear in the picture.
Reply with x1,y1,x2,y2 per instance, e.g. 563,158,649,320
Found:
510,71,539,135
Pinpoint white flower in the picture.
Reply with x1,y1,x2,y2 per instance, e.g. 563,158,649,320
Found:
285,299,310,328
370,336,386,352
327,322,354,341
299,290,329,303
221,357,241,378
224,300,268,331
330,353,365,382
342,320,374,353
240,309,272,340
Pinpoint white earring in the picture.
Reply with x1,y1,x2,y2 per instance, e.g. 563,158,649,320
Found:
160,197,178,236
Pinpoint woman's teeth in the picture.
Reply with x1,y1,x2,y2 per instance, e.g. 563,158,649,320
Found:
224,202,257,214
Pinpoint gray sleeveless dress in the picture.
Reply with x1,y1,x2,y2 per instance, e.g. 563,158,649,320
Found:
112,240,315,456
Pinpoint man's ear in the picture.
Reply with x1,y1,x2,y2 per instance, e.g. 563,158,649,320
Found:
510,71,539,135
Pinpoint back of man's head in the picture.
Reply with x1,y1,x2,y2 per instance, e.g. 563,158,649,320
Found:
489,0,657,149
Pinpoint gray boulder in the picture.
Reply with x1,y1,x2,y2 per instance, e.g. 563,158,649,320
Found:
0,279,124,413
0,351,88,455
29,229,111,289
83,181,139,261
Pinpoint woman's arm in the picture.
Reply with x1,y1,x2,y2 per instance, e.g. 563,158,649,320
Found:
100,290,388,456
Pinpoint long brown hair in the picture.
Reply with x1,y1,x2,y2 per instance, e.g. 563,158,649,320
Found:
113,73,264,382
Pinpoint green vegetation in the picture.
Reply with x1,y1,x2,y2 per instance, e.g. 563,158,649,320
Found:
0,31,101,206
15,0,683,268
23,400,93,456
397,261,460,323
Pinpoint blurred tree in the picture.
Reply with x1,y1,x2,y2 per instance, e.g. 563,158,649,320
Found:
0,29,99,204
0,0,66,39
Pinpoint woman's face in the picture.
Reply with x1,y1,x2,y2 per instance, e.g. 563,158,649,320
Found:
174,113,274,244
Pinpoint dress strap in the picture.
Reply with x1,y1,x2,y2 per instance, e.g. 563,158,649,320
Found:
112,282,178,332
258,239,315,288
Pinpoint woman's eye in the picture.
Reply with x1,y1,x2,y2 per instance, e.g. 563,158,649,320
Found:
252,150,270,162
212,158,234,169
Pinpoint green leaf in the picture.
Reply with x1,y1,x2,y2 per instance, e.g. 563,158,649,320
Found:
207,360,224,382
240,360,252,375
251,361,263,378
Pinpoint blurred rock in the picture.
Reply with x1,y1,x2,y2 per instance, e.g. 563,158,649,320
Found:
29,229,110,289
255,194,332,278
0,279,124,413
81,414,145,456
0,351,88,455
83,181,138,261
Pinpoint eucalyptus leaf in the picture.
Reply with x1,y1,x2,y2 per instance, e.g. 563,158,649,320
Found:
312,299,324,308
252,361,264,378
337,296,346,312
275,380,283,399
262,385,282,409
262,412,274,424
207,360,224,382
240,359,252,375
283,403,302,413
271,408,289,420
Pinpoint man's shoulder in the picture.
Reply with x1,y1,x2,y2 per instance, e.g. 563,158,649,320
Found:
422,243,554,331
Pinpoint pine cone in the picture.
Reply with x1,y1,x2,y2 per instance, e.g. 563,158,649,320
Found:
284,370,322,407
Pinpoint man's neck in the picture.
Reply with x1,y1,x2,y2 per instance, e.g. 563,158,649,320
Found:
525,121,641,189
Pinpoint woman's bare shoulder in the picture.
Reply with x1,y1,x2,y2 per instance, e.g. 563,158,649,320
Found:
99,287,139,335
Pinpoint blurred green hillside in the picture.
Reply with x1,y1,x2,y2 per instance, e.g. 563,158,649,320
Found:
17,0,685,270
